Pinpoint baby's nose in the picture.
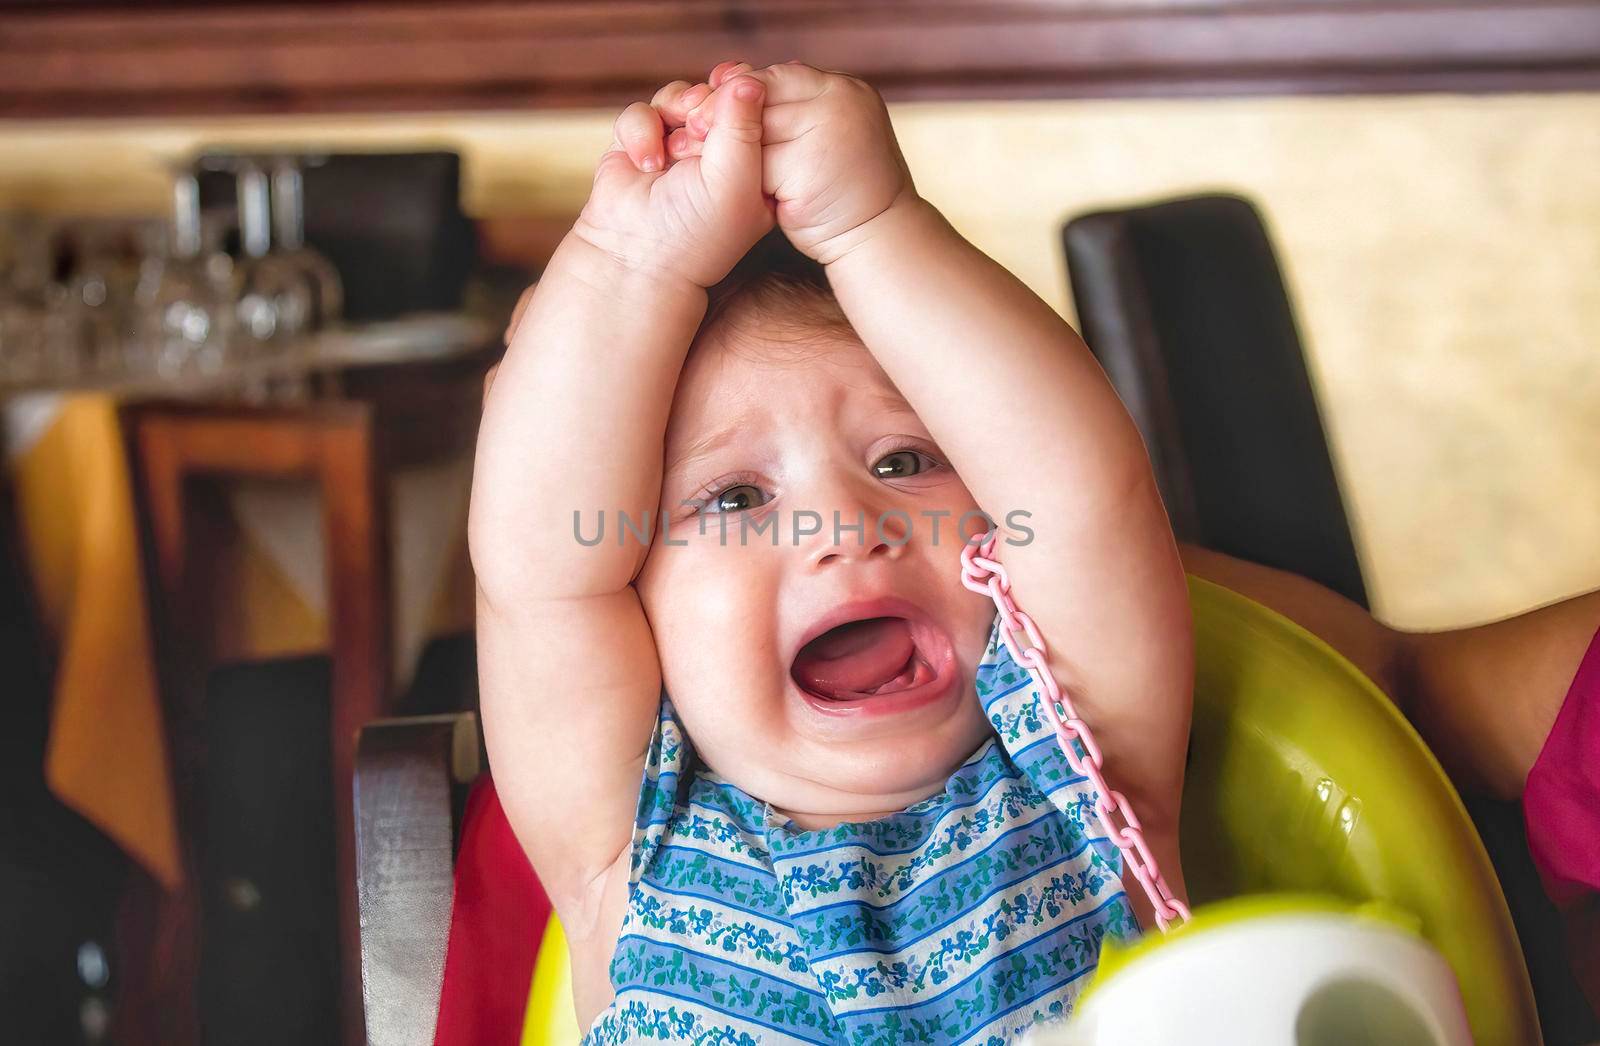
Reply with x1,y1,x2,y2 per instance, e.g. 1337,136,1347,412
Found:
805,508,910,570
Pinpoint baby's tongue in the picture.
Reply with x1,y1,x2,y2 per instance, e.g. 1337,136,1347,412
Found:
792,617,916,700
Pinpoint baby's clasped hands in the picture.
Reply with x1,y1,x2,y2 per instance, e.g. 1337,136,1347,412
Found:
625,60,919,265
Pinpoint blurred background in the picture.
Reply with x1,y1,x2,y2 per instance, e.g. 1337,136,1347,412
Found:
0,1,1596,1044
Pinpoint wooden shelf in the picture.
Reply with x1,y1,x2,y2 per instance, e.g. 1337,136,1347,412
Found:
1,1,1598,119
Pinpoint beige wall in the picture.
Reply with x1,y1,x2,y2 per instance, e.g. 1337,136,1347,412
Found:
3,92,1597,630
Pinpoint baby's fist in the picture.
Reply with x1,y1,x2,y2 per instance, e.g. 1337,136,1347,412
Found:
686,62,915,265
576,70,774,290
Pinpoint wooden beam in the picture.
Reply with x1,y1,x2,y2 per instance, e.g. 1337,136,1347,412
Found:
1,1,1597,118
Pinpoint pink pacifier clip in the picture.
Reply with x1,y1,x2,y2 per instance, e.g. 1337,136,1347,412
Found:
961,531,1191,932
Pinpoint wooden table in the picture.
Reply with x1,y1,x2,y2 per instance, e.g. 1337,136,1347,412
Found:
11,315,494,1046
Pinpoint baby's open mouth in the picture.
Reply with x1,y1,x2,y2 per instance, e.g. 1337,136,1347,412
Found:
791,615,948,703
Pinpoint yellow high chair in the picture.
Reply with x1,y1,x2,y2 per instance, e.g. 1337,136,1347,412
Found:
1174,576,1536,1042
520,577,1538,1044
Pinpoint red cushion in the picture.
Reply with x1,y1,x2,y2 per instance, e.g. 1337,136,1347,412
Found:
1523,623,1600,1015
434,775,549,1046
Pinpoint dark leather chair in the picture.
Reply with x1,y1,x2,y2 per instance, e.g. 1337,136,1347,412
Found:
1063,193,1369,609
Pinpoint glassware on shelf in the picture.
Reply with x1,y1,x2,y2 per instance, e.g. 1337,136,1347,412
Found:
131,171,230,379
66,223,142,378
2,150,371,393
232,162,315,351
199,208,237,303
270,156,343,330
0,215,75,385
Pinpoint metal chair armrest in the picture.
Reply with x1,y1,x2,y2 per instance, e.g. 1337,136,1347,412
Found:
354,712,480,1046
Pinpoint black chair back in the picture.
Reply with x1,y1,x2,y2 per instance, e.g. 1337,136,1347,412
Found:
1064,193,1369,608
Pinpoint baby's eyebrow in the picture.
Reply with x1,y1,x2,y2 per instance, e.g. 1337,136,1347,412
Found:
663,421,743,479
871,390,915,415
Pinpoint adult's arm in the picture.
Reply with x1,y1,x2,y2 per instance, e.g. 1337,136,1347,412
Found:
1177,543,1599,800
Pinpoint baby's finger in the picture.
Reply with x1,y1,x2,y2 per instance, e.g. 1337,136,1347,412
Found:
698,73,765,194
593,143,635,187
651,80,710,128
745,61,832,106
708,60,752,89
665,125,702,161
612,100,666,172
685,63,834,143
678,64,745,138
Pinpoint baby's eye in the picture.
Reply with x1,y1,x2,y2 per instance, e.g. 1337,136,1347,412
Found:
705,483,767,514
872,449,936,479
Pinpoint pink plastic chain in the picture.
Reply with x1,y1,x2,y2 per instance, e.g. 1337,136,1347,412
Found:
960,531,1191,932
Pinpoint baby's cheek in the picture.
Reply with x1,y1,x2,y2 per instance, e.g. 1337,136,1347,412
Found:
692,578,765,658
639,541,781,681
645,546,789,786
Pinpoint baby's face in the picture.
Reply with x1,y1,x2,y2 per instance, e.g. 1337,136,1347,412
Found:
636,323,996,826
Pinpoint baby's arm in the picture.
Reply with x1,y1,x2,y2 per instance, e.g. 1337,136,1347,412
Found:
472,241,701,920
469,75,772,935
833,203,1193,923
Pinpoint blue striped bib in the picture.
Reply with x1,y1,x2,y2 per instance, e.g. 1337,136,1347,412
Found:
583,614,1136,1044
